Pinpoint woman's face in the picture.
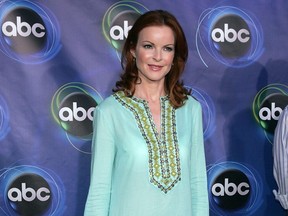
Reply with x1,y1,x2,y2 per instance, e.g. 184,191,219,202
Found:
131,25,175,85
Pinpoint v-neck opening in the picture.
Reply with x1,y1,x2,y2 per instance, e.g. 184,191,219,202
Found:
131,94,169,138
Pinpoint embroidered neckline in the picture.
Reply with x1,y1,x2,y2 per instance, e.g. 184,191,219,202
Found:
113,91,181,193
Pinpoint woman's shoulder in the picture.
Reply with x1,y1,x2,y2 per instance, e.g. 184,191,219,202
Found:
96,91,127,112
184,95,201,109
96,94,118,112
177,95,202,121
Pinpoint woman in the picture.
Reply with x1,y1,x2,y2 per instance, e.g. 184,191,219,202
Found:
84,10,209,216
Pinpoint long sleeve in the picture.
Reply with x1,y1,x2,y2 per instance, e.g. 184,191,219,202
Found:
84,105,116,216
273,106,288,210
190,102,209,215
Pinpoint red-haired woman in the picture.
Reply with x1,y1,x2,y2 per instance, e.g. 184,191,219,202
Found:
84,10,209,216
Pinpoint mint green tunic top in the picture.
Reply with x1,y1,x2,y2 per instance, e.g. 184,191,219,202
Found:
84,91,209,216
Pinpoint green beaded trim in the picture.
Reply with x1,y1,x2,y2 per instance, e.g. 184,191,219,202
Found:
113,91,181,193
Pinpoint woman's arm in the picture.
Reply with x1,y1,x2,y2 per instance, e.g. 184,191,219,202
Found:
190,102,209,215
84,106,116,216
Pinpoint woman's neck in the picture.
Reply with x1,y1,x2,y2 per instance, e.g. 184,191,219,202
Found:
134,83,166,102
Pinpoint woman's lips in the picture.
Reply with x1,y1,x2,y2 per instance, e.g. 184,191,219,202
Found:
148,64,163,71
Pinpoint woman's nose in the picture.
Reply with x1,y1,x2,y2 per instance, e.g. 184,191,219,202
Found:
153,49,162,62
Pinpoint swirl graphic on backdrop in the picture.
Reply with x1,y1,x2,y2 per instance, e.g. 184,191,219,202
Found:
0,0,61,64
0,95,10,141
51,82,103,154
0,165,64,216
196,5,264,67
102,1,148,59
252,83,288,143
208,161,262,215
185,86,216,140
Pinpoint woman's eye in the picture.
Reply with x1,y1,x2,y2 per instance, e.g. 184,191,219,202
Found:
143,44,152,49
164,47,173,52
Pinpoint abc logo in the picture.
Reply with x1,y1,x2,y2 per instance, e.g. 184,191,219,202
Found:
7,173,51,216
211,169,250,210
258,94,288,134
259,102,282,120
109,11,141,51
212,23,249,43
58,92,97,137
1,7,46,54
211,15,251,58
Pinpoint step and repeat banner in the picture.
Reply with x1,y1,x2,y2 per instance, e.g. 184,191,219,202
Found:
0,0,287,215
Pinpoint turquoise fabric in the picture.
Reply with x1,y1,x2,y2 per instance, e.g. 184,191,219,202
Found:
84,91,209,216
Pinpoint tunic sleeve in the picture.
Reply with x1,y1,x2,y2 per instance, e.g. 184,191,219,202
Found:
273,106,288,210
84,105,116,216
190,102,209,215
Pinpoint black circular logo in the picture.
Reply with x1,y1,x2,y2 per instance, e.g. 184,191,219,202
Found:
109,11,140,51
258,93,288,134
211,15,251,58
211,169,250,210
58,92,97,137
7,173,51,216
1,7,47,54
